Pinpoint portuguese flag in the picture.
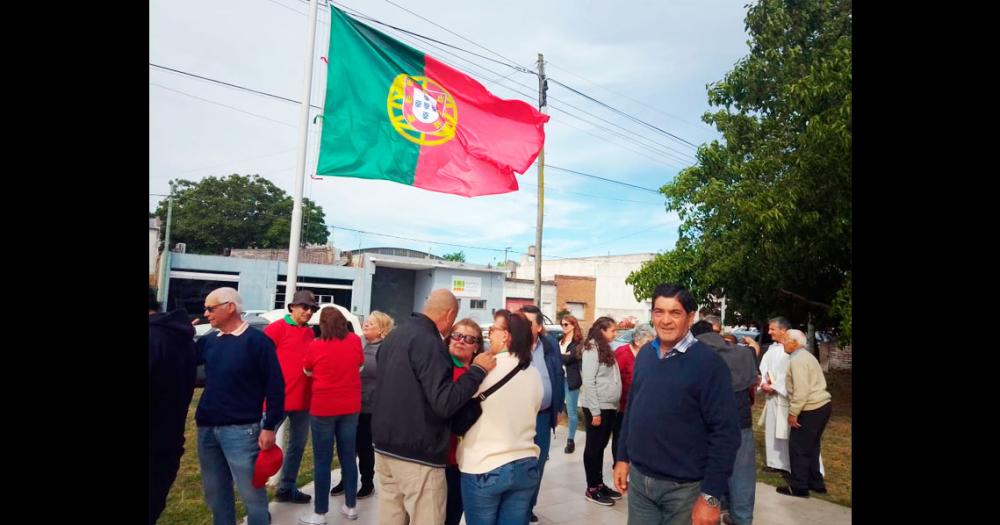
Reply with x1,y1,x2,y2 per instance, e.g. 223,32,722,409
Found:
316,7,549,197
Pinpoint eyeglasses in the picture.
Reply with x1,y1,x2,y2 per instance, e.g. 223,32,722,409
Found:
204,302,231,313
449,333,478,345
294,304,319,313
561,323,571,327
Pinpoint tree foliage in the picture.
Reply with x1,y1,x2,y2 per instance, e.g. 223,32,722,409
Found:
153,174,329,255
627,0,851,340
441,251,466,262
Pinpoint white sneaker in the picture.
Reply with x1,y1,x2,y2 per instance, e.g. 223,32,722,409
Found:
340,504,359,520
298,511,327,525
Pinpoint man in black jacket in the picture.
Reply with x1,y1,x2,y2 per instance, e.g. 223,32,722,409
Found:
371,289,497,525
691,320,759,525
519,304,566,523
148,288,196,525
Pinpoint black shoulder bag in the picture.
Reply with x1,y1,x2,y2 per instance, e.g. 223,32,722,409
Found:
450,363,525,436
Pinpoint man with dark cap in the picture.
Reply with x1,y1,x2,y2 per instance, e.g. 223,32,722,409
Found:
264,290,319,503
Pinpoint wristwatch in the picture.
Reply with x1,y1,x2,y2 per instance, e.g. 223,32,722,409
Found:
701,493,720,508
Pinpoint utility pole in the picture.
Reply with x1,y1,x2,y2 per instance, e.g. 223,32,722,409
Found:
533,52,547,306
156,180,175,311
284,0,320,307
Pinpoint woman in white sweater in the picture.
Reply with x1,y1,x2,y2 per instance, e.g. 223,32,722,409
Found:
579,316,622,506
457,312,543,525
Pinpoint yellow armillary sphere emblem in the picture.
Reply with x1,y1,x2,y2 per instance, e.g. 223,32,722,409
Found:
387,74,458,146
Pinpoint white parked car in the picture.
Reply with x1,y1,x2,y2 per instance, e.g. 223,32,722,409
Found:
258,303,363,336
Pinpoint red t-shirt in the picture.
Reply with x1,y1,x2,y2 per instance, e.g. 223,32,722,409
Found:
264,316,315,412
303,332,364,417
614,344,637,412
448,364,469,465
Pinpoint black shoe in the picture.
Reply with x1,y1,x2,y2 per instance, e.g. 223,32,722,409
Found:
564,439,575,454
529,512,539,522
598,483,622,500
585,487,615,506
275,488,312,503
330,481,345,496
357,483,375,499
776,486,809,498
810,486,829,494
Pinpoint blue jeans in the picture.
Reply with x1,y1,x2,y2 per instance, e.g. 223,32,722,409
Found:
461,457,540,525
564,386,580,440
725,427,756,525
628,466,702,525
279,410,311,492
528,409,552,516
311,413,359,512
197,423,270,525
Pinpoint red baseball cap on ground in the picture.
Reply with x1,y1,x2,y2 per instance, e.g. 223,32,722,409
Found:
252,445,283,488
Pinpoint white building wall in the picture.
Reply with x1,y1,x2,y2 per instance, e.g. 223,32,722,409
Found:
149,223,161,275
503,279,557,320
516,253,655,322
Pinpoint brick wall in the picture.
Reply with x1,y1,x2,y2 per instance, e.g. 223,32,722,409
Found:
819,341,852,371
829,343,852,370
230,246,337,265
555,274,596,330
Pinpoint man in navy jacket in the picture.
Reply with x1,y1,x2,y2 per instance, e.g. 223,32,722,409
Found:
613,284,739,525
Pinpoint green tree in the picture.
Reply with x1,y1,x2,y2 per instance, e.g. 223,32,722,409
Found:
441,251,466,262
627,0,851,340
153,174,329,255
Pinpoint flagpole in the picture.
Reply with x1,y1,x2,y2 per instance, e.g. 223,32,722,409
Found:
284,0,321,307
533,53,547,307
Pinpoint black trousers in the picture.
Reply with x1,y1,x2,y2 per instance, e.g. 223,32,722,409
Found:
149,448,183,525
357,412,375,485
582,408,617,488
610,409,625,463
789,402,832,492
445,464,464,525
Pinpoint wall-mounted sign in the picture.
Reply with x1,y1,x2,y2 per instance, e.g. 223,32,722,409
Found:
451,275,482,298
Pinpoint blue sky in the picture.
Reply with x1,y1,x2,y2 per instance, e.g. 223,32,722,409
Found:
149,0,749,265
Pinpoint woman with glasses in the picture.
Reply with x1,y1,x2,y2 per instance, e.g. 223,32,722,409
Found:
559,315,584,454
458,312,543,525
580,316,623,507
299,307,365,524
331,311,395,500
444,319,485,525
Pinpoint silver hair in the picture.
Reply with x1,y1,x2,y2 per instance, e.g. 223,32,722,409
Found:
703,314,722,328
785,329,807,347
209,287,243,314
633,323,656,343
769,316,791,330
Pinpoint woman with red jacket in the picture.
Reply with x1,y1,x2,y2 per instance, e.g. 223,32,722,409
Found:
444,318,484,525
298,307,364,524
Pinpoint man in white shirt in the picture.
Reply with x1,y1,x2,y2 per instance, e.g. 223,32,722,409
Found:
757,317,824,476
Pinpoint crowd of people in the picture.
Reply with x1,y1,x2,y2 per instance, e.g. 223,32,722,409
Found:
149,283,834,525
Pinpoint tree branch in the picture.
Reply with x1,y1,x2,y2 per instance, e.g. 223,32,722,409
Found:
779,289,831,310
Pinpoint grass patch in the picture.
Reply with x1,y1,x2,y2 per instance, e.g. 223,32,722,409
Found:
752,369,852,507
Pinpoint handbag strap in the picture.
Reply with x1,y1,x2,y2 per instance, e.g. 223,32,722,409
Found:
475,362,527,402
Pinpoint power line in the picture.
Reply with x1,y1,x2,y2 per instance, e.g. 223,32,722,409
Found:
150,82,298,128
376,0,529,72
149,63,322,110
544,165,662,194
546,61,715,134
333,3,534,75
548,78,700,150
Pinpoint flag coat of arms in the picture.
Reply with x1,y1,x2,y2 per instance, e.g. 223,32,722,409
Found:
316,7,549,197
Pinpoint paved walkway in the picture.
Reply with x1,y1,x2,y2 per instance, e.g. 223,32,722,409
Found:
259,428,850,525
